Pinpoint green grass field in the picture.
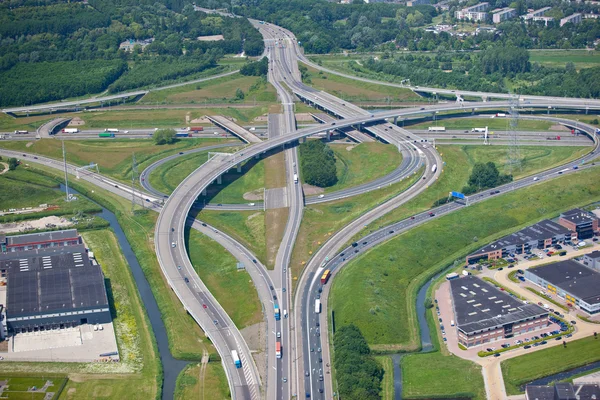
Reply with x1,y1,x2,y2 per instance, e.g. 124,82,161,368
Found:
303,63,421,104
529,49,600,69
140,73,277,105
502,335,600,395
186,228,262,329
330,166,600,350
290,170,422,291
147,146,242,195
375,356,395,400
321,142,403,194
0,137,237,184
409,118,555,131
0,376,67,399
207,157,266,204
174,362,231,400
401,352,485,400
194,210,267,268
356,144,590,241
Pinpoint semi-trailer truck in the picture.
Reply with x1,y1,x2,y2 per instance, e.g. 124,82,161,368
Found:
232,350,241,368
105,128,119,133
274,304,281,320
276,342,282,358
62,128,79,133
14,130,28,134
320,270,331,285
99,132,115,138
189,126,204,132
428,127,446,132
175,132,192,137
471,128,487,133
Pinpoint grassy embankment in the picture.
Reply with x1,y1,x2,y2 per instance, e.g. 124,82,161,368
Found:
140,73,277,105
186,227,262,329
353,144,591,242
174,362,230,400
0,138,239,185
0,106,272,132
302,63,422,104
1,228,161,399
330,166,600,352
502,335,600,395
375,356,395,400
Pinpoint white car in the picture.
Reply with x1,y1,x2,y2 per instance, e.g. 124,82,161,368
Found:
248,203,255,206
318,194,325,198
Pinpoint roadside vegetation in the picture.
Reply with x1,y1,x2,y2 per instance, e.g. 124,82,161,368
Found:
330,166,600,350
186,228,262,329
174,362,230,400
299,140,337,187
502,335,600,395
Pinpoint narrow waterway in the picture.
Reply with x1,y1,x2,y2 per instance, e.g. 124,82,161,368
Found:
60,185,187,400
521,360,600,390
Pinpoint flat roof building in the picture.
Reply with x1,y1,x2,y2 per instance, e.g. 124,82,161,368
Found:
560,13,583,27
0,229,81,254
1,231,110,334
455,2,489,21
525,259,600,315
559,208,599,240
526,382,600,400
450,276,548,347
583,250,600,271
492,8,516,23
467,219,576,264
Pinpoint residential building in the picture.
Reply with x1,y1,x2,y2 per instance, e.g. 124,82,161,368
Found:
450,276,548,348
492,7,516,23
466,220,576,264
558,208,599,240
560,13,583,26
455,2,489,21
525,259,600,314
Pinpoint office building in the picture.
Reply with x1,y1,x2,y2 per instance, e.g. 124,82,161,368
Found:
558,208,599,240
450,276,548,347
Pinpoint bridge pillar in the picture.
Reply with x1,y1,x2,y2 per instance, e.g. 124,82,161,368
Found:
432,112,436,121
393,116,398,125
326,130,331,141
301,136,307,143
472,108,475,115
217,176,222,185
202,188,207,196
237,164,242,173
482,96,488,102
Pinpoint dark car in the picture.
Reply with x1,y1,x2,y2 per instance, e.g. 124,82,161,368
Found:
184,277,189,283
494,353,500,357
498,267,504,271
270,285,274,290
541,340,548,344
179,152,184,155
351,242,358,247
571,320,577,324
252,259,257,263
429,212,435,217
524,345,531,349
508,264,514,268
389,230,394,234
555,336,562,340
273,295,277,300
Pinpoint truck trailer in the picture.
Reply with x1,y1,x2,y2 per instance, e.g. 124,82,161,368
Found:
62,128,79,133
320,270,331,285
315,299,321,314
276,342,282,358
428,127,446,132
274,304,281,321
189,126,204,132
231,350,241,368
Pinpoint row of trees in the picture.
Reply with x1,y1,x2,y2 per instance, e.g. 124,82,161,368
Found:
462,162,513,195
299,140,337,188
153,129,177,145
240,57,268,76
333,324,384,400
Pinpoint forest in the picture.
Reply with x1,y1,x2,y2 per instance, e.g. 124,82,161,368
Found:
299,140,338,188
0,0,264,106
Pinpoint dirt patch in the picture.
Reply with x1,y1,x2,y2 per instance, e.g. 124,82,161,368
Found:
68,117,85,126
190,116,212,124
0,216,72,234
253,114,269,122
295,113,315,122
302,184,324,195
345,145,356,151
243,189,264,201
264,152,286,189
25,142,34,148
265,207,289,269
549,124,571,131
241,321,266,384
0,162,8,174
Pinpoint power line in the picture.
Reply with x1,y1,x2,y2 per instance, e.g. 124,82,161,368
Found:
506,94,522,174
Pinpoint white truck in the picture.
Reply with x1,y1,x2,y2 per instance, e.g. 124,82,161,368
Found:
428,126,446,132
62,128,79,133
293,173,298,184
315,299,321,314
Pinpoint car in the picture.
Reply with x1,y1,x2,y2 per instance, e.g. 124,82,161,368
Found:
558,171,563,174
252,259,257,264
443,337,447,342
310,348,314,352
555,336,562,340
317,347,321,352
319,358,323,363
351,242,358,247
362,241,368,245
316,322,320,327
201,223,207,227
318,194,324,198
524,345,531,349
172,242,176,248
389,230,394,234
501,344,510,348
22,154,26,157
494,353,500,357
305,371,310,377
179,152,184,155
508,264,514,268
273,295,277,300
319,376,323,381
411,216,415,220
203,304,207,309
439,318,443,322
566,333,572,338
331,122,336,126
217,203,222,206
283,377,287,383
541,340,547,344
554,311,561,316
420,107,425,110
33,156,38,159
498,267,504,271
571,320,577,324
270,285,274,290
429,212,435,217
184,277,189,283
486,348,494,352
177,265,181,270
283,288,286,292
277,332,281,338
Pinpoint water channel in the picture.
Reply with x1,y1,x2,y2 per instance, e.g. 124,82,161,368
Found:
61,185,187,400
521,360,600,390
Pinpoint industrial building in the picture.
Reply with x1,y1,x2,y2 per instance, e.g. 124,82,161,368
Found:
492,7,516,23
558,208,599,240
455,3,489,21
560,13,583,26
450,276,548,348
466,219,576,264
0,230,110,335
582,251,600,271
525,259,600,315
526,382,600,400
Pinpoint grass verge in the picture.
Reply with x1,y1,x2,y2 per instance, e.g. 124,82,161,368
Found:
185,227,262,329
375,356,395,400
330,166,600,349
174,362,231,400
525,287,569,311
502,335,600,395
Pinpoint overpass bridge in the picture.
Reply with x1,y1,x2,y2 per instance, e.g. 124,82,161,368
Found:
206,115,262,144
310,113,374,143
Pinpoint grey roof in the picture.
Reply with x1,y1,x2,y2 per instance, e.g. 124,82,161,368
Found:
470,219,572,256
555,382,576,400
528,260,600,305
5,229,79,247
5,245,108,317
450,276,547,334
560,208,598,226
526,385,555,400
586,250,600,260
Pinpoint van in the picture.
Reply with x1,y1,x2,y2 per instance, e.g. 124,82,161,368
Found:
450,320,455,326
172,242,176,248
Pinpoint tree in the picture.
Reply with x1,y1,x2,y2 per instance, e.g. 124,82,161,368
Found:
8,157,18,170
299,140,337,187
153,128,176,145
462,162,512,194
240,57,268,76
235,88,245,100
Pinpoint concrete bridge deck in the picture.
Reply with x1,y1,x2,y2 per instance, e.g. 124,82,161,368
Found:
207,115,262,144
